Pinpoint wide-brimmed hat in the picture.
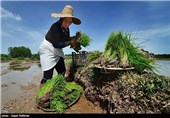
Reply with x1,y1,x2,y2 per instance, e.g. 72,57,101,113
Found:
51,5,81,25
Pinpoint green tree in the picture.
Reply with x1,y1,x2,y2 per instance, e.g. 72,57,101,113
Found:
8,46,32,58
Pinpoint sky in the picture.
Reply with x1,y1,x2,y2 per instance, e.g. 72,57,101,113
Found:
1,0,170,55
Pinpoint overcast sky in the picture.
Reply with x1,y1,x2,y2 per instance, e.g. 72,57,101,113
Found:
1,1,170,54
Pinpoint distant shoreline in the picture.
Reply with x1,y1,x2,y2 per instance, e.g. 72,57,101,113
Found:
156,58,170,61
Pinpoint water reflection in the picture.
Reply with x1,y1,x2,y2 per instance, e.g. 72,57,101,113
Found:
154,60,170,77
37,63,41,68
9,65,31,71
1,63,42,105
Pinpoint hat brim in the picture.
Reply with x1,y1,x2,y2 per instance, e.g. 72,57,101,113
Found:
51,13,81,25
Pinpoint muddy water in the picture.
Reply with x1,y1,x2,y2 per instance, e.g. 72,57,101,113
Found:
1,62,104,113
1,63,42,105
154,60,170,77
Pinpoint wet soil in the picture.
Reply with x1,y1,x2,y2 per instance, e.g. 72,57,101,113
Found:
1,83,104,114
1,62,104,114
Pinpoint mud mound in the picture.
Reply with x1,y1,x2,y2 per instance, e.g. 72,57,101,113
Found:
74,57,170,114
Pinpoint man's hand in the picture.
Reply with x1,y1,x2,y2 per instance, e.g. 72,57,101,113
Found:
70,39,78,48
73,45,81,52
70,39,81,52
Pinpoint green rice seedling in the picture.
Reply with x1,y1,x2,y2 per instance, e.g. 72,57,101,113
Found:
50,81,83,113
36,74,83,113
128,48,155,72
65,82,83,93
104,31,155,72
51,100,67,113
36,74,66,99
78,33,92,47
104,32,129,67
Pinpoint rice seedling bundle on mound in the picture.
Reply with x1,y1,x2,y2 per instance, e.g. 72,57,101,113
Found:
103,31,155,73
36,74,83,113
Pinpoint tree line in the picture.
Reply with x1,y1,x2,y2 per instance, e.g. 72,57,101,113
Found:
154,54,170,58
1,46,170,61
8,46,32,58
1,46,39,60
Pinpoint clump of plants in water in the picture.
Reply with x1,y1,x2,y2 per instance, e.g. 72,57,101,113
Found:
36,74,83,113
103,31,155,73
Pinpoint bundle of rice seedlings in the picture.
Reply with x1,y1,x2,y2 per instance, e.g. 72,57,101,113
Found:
103,31,155,72
36,74,65,100
70,32,92,52
104,32,130,67
78,33,92,47
36,74,83,113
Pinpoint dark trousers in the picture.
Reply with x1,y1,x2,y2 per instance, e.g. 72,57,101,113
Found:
40,57,66,84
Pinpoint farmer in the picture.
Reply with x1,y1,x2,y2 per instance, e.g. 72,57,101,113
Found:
39,5,81,86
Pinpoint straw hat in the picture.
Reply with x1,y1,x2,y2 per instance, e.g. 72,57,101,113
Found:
51,5,81,25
